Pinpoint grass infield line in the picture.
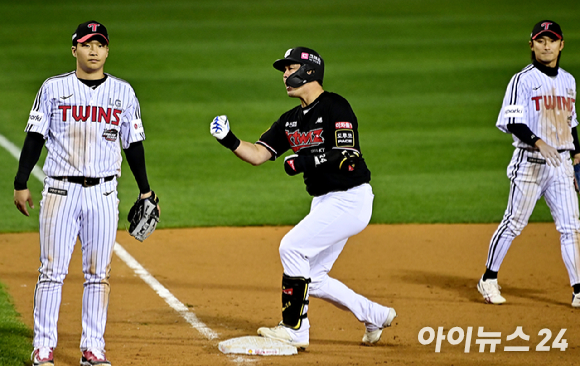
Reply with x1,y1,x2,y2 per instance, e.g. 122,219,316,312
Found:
1,132,219,341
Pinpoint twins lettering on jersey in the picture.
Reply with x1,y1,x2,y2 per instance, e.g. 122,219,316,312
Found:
57,105,122,125
504,95,576,120
530,95,575,112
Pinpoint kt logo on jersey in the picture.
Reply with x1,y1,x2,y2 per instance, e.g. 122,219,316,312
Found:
286,128,324,152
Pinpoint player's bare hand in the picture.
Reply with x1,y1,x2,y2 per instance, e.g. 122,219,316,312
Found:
14,189,34,217
536,139,561,167
573,153,580,166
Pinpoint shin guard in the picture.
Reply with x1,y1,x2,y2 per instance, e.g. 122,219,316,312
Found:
281,274,310,330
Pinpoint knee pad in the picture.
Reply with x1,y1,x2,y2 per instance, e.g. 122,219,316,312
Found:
281,274,310,329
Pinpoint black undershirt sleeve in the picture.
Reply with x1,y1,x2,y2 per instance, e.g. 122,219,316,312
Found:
506,123,540,147
123,141,151,194
572,127,580,156
14,132,45,190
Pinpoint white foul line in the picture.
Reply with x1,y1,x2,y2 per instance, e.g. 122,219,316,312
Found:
1,132,219,340
113,244,218,339
0,134,45,182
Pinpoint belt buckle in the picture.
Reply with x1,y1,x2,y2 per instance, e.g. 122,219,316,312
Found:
82,177,89,187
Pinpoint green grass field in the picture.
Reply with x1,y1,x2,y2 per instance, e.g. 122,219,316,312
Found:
3,0,580,232
2,1,580,364
0,282,33,366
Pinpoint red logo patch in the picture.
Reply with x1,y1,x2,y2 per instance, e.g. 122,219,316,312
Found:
335,122,353,129
283,288,293,295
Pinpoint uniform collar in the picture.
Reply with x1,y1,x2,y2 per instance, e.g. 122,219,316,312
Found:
77,74,108,89
533,60,558,77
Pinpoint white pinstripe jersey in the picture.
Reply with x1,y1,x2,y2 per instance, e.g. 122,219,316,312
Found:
497,64,578,150
25,71,145,178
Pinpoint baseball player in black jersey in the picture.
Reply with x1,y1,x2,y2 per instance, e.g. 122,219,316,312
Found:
210,47,396,348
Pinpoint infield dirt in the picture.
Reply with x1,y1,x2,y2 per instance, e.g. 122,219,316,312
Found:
0,224,578,365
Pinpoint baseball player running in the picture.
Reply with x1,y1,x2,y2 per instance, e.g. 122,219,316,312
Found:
13,21,158,365
210,47,396,348
477,20,580,307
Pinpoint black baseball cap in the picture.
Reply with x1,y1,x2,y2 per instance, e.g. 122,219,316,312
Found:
531,20,563,40
72,20,109,46
273,47,324,72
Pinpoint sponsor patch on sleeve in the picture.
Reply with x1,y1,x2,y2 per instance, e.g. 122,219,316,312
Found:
27,111,44,126
335,122,353,129
131,118,144,134
503,105,524,118
335,129,355,147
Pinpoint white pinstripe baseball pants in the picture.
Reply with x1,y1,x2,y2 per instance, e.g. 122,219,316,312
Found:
33,177,118,351
279,183,391,331
486,148,580,286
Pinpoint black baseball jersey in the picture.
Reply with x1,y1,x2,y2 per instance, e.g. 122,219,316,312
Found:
257,91,371,196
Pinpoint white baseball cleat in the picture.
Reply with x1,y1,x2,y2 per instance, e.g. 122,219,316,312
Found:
477,277,506,304
362,308,397,344
80,349,111,366
31,347,54,366
257,323,309,349
572,293,580,308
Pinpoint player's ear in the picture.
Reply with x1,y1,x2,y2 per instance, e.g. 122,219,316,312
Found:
71,46,77,58
529,40,533,51
560,39,565,51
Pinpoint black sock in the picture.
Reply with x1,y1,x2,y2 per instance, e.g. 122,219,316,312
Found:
482,268,498,281
573,283,580,294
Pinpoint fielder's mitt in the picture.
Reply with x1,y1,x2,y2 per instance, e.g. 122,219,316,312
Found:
128,191,160,242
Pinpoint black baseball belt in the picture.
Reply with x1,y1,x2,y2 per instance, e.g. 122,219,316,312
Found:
51,175,115,187
520,147,569,154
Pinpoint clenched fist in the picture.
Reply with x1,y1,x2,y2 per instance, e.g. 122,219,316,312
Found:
210,115,230,140
211,115,240,151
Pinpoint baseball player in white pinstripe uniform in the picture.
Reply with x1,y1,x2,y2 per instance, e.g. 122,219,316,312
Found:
477,20,580,308
13,21,158,365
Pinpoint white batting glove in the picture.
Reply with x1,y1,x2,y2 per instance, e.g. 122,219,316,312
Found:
210,115,230,140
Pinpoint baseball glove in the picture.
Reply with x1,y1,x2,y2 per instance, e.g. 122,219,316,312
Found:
128,191,160,242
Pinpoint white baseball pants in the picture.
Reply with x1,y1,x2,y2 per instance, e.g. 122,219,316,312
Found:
33,177,118,351
279,183,391,331
486,149,580,286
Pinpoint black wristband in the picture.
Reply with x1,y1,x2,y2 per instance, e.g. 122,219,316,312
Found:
217,130,241,151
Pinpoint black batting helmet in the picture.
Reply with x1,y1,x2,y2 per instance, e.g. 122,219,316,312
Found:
273,47,324,88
